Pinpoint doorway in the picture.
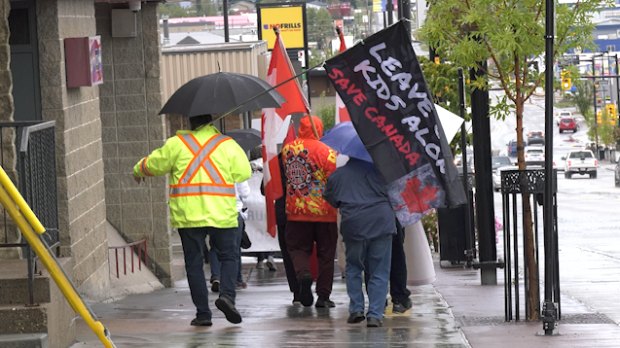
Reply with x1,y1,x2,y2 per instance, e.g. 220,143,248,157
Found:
9,0,41,121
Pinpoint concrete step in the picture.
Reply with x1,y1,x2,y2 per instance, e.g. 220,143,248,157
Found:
0,333,48,348
0,305,48,335
0,260,51,305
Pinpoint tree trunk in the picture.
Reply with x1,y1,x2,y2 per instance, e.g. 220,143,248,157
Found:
515,98,540,321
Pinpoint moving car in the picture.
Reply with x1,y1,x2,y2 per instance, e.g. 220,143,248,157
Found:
527,131,545,146
563,149,597,179
525,146,545,167
559,116,578,133
492,156,515,192
492,156,513,170
493,165,518,192
556,111,572,126
507,139,526,157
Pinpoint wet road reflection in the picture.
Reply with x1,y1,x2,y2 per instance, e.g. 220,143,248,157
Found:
74,263,469,347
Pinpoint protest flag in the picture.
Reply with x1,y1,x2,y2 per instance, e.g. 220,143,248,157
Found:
335,26,351,124
262,31,310,237
324,20,466,227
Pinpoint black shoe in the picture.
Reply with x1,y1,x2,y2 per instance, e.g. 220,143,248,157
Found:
292,292,302,305
315,296,335,308
347,312,365,324
190,317,213,326
299,273,314,307
392,299,412,314
215,295,242,324
367,317,383,327
211,280,220,293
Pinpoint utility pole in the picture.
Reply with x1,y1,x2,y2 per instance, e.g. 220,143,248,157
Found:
542,0,557,334
470,56,497,286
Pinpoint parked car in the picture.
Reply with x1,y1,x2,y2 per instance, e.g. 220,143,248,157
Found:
507,139,527,157
563,149,597,179
615,162,620,187
556,111,572,126
527,131,545,146
525,146,545,167
559,116,578,133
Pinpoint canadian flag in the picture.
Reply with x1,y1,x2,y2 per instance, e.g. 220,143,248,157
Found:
335,27,351,124
261,32,309,237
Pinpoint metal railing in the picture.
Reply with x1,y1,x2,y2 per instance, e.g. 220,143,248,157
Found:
0,121,59,306
108,239,148,278
500,169,560,322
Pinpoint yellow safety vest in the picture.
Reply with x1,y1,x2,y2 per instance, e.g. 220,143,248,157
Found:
133,125,251,228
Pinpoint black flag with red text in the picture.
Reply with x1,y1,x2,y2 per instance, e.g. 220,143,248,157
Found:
324,20,466,226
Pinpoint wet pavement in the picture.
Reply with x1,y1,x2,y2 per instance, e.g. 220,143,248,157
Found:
73,255,469,348
73,247,620,348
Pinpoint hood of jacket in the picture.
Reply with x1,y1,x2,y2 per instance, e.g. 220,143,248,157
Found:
298,115,323,140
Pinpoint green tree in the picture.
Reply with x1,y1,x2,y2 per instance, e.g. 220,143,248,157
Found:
422,0,611,320
159,3,191,18
419,56,473,154
314,91,336,132
566,71,593,120
307,8,336,49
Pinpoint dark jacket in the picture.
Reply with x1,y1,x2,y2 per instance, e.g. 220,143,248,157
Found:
323,158,396,243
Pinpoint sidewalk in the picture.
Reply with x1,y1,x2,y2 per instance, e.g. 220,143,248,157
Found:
71,251,620,347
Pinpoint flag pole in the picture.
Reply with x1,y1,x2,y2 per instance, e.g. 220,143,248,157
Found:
272,27,319,139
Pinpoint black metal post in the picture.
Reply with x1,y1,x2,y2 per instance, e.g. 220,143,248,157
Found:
223,0,230,42
470,57,497,285
458,68,474,266
400,0,411,34
593,55,599,156
542,0,557,335
387,0,394,25
614,54,620,121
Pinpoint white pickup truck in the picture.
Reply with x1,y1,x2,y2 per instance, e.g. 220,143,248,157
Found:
563,149,597,179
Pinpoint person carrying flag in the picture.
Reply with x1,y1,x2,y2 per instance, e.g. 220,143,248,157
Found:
282,115,338,308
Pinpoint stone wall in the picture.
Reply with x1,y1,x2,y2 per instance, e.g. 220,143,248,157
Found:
0,0,17,259
96,3,172,287
36,0,109,300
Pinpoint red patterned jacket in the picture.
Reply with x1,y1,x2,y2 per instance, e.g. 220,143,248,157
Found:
282,116,337,222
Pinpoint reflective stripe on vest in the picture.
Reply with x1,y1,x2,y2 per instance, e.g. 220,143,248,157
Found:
170,133,234,197
140,157,155,177
170,185,236,197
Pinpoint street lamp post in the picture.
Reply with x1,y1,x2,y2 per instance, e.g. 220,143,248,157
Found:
592,52,606,158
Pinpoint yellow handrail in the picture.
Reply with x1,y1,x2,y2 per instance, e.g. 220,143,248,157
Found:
0,167,116,348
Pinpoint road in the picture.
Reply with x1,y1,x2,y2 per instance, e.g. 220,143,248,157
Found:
480,91,620,324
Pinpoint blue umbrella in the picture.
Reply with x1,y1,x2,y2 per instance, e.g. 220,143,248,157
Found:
320,122,373,162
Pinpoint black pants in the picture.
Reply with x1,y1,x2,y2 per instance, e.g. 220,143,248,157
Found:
277,222,299,296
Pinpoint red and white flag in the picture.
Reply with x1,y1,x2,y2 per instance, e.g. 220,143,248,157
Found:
335,27,351,124
261,32,309,237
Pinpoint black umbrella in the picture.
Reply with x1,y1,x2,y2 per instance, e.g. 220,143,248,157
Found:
159,72,287,117
226,128,261,153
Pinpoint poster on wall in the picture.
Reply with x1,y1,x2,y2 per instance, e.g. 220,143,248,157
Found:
257,3,306,50
89,36,103,86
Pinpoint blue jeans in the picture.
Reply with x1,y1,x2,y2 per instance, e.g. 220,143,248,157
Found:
209,215,244,284
178,224,240,320
345,234,392,320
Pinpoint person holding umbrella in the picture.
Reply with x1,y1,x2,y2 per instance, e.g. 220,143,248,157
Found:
136,71,285,326
322,122,396,328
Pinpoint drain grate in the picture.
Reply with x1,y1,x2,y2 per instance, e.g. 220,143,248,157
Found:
456,313,615,327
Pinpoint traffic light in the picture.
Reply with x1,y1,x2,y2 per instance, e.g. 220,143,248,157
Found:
596,111,602,124
606,104,617,126
561,71,571,90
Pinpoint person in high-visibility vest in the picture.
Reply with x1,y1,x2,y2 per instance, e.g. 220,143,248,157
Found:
133,114,251,326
